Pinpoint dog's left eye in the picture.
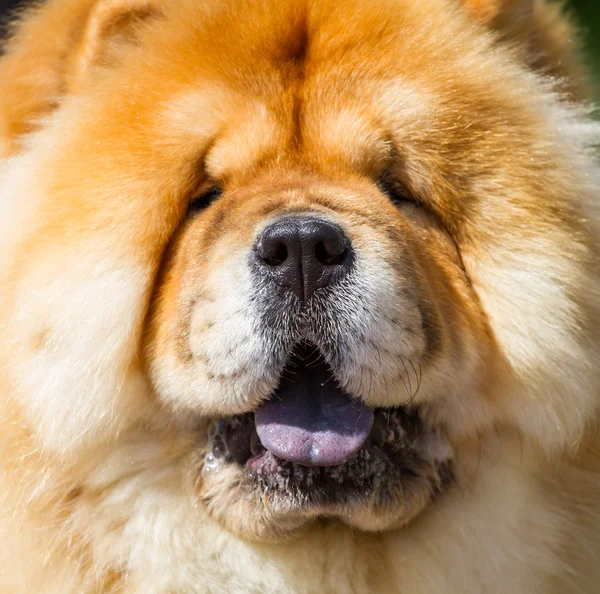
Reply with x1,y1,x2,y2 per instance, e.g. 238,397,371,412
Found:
377,179,415,208
188,186,222,213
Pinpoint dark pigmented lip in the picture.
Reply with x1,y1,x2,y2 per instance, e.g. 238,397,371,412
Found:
205,405,453,504
207,407,416,469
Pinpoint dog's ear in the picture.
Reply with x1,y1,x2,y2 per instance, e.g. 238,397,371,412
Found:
69,0,160,89
460,0,585,96
0,0,160,155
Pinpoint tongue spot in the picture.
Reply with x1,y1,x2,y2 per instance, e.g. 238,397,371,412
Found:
254,358,373,466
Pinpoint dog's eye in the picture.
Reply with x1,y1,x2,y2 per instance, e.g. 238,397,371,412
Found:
377,179,415,207
188,186,222,213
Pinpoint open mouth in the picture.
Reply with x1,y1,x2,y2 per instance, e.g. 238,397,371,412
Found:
204,344,454,508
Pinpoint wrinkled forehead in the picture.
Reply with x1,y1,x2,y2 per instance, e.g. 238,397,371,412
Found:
143,0,528,187
160,86,417,184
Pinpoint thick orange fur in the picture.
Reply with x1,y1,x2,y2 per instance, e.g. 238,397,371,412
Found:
0,0,599,592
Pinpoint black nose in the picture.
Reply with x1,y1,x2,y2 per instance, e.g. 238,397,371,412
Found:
255,216,353,301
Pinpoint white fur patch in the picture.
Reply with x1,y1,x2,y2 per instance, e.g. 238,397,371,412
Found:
0,120,155,452
9,260,151,450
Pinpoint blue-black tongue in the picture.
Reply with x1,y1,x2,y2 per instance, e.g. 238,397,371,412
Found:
254,349,374,467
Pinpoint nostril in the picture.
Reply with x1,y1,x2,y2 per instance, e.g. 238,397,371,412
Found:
262,243,288,266
254,216,353,302
315,241,348,266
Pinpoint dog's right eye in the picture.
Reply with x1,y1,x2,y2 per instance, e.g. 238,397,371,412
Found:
188,186,222,213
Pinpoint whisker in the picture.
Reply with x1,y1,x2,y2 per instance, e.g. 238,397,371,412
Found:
409,360,422,400
399,357,413,398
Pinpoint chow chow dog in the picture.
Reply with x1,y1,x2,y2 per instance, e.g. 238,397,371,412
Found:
0,0,599,591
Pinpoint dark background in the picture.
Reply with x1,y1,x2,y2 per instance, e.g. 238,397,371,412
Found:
571,1,600,79
0,0,598,74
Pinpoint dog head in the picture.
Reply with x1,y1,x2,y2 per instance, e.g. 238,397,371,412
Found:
1,0,599,541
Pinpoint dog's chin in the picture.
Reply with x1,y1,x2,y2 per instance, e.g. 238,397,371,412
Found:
195,344,455,541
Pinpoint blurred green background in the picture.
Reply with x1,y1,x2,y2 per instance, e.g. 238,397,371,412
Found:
571,1,600,80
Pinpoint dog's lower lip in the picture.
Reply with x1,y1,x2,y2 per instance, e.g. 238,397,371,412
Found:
207,405,426,473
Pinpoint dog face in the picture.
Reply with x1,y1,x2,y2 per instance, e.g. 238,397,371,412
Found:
146,171,473,537
1,0,599,543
